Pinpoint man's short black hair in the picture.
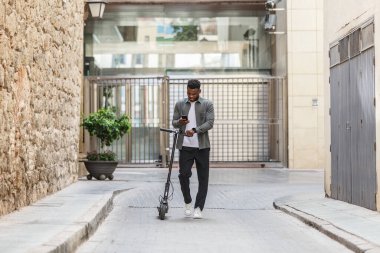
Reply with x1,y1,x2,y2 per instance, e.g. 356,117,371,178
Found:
187,79,201,89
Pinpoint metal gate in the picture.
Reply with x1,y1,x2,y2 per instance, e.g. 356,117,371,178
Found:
84,77,164,163
329,20,376,210
162,77,286,163
84,75,286,165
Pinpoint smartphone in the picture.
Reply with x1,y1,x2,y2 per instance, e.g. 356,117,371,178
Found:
181,115,188,120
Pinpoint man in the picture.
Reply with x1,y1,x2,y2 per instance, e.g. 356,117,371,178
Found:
172,79,215,219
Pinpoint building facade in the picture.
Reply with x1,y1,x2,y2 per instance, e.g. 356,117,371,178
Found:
83,0,324,169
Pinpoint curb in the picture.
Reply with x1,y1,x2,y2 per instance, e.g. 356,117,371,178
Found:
30,189,130,253
273,201,380,253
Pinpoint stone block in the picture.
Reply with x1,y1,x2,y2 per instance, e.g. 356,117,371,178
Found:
0,65,4,87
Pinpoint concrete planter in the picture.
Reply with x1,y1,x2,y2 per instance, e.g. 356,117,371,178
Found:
84,161,118,180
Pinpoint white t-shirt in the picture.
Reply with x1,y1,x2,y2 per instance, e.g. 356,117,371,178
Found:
183,101,199,148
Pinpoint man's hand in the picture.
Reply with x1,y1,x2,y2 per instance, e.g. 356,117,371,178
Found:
185,129,195,137
179,118,189,126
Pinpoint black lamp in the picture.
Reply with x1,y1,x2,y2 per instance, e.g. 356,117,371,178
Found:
87,0,107,19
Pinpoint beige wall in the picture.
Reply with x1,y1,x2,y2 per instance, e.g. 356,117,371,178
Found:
109,0,264,3
287,0,324,169
0,1,84,215
323,0,380,208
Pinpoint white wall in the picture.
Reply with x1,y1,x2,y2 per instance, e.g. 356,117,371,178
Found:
287,0,324,169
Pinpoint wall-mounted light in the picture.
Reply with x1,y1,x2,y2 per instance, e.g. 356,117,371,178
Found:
87,0,107,19
264,13,277,31
263,0,285,34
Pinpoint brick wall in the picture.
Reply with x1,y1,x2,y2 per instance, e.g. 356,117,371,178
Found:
0,0,84,215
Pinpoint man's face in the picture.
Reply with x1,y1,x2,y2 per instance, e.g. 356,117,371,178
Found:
187,88,201,102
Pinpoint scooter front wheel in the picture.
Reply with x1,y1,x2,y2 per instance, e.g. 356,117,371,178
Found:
158,203,168,220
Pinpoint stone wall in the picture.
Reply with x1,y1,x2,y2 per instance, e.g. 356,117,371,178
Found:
0,0,84,215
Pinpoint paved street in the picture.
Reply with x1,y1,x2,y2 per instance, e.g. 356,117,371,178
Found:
76,167,352,253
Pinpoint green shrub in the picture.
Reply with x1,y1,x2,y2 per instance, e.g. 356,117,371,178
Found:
81,108,131,161
86,150,116,161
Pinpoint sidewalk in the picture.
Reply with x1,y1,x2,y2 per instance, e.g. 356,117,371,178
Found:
274,194,380,253
0,179,130,253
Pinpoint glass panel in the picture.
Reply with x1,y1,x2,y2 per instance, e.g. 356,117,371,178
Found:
84,4,272,76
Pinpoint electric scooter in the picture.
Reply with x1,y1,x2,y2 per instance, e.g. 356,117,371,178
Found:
157,128,180,220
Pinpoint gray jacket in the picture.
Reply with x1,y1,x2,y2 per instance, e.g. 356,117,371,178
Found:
172,97,214,150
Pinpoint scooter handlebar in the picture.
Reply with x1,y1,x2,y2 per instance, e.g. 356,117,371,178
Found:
160,128,179,134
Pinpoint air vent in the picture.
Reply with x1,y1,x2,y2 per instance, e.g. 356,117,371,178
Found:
349,29,360,58
339,36,349,62
329,20,374,68
361,23,374,50
329,44,339,67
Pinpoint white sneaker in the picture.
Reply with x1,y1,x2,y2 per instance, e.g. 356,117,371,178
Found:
184,203,192,216
193,207,202,219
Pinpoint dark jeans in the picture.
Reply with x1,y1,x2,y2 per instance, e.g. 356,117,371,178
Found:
178,147,210,211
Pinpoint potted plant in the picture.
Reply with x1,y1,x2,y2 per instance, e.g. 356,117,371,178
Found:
81,107,131,180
